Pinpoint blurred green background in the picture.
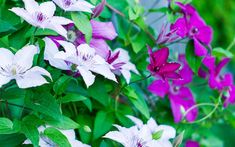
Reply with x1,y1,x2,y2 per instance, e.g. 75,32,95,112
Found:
193,0,235,69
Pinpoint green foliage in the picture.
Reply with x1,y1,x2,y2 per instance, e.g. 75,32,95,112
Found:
185,40,202,74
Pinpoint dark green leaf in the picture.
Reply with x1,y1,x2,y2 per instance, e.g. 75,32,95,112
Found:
60,93,87,103
93,111,114,140
185,40,202,74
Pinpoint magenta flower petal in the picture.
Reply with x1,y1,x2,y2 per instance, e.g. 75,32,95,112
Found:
91,20,117,40
202,56,216,71
216,58,230,75
148,80,170,98
169,87,198,123
193,38,208,56
159,62,181,73
208,73,220,89
149,47,169,67
221,73,234,88
198,67,207,79
224,85,235,107
195,26,213,45
164,72,181,79
175,2,196,16
170,18,188,38
173,64,193,85
185,140,200,147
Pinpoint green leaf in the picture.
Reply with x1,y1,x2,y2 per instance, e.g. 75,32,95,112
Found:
53,75,73,95
44,127,71,147
1,86,26,100
71,12,92,43
93,111,115,140
123,85,150,119
46,116,80,129
152,130,163,140
88,79,110,106
131,31,147,53
60,93,87,103
25,92,62,120
0,133,25,147
0,118,14,134
0,19,16,33
185,40,202,74
212,47,234,58
20,123,39,147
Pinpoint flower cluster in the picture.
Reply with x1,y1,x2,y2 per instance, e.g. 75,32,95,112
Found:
104,116,176,147
0,0,234,146
147,2,235,123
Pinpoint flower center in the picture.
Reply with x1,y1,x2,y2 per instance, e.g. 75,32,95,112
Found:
35,12,46,23
67,30,77,43
189,27,199,36
63,0,73,7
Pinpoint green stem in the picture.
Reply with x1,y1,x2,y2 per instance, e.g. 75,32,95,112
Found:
183,92,223,124
30,27,38,44
226,37,235,51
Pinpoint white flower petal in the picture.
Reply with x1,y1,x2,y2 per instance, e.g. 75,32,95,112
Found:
103,131,127,146
39,1,56,17
68,0,94,13
14,45,38,70
0,48,14,67
44,37,70,70
77,66,95,88
114,48,130,62
50,16,73,25
120,69,131,84
57,40,77,54
9,8,36,27
51,0,64,9
0,75,12,88
16,66,50,88
91,64,117,82
22,0,39,13
46,23,68,38
157,125,176,140
146,118,158,133
70,140,91,147
28,66,52,80
126,115,144,129
76,44,96,56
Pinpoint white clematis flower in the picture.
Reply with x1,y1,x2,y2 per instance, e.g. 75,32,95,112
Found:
104,116,176,147
10,0,73,38
52,0,95,13
107,48,139,84
24,126,90,147
44,37,71,70
53,40,117,87
127,115,176,147
0,46,51,88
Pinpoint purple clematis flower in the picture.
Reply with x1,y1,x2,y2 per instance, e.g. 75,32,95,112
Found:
156,24,179,45
185,140,200,147
171,2,213,56
148,55,198,123
48,20,117,59
147,46,181,80
75,20,117,58
203,56,235,107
